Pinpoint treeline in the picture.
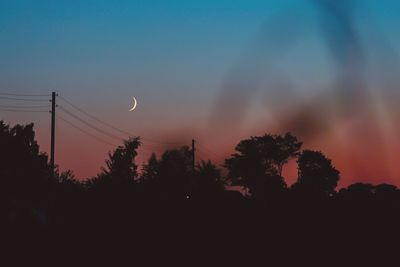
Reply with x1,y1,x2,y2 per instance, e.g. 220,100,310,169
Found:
1,121,399,263
2,120,400,217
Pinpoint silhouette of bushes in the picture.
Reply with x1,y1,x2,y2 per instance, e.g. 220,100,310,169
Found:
2,121,400,263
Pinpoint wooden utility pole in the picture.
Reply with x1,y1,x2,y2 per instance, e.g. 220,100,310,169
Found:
191,139,196,172
50,92,56,175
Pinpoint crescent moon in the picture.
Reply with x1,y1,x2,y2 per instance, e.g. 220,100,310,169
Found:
129,97,138,112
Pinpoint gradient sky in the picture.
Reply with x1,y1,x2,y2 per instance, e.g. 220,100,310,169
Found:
1,0,400,186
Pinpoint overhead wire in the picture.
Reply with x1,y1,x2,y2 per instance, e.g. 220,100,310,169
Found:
196,148,211,160
56,115,117,147
197,147,216,161
58,95,131,136
197,143,223,159
57,113,156,152
58,94,188,145
0,104,51,109
0,92,190,151
0,96,49,102
0,92,51,97
0,108,49,113
58,105,124,142
0,92,179,156
196,142,227,168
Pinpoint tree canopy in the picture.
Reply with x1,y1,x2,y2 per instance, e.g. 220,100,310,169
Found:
292,150,340,197
225,133,302,198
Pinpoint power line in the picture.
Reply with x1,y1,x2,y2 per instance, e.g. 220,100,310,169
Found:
58,94,187,145
0,108,49,113
142,137,187,146
197,144,222,159
58,101,186,150
0,96,49,102
58,95,132,136
197,143,217,154
0,92,51,97
136,145,162,153
0,104,51,109
197,148,212,160
196,145,225,167
58,105,124,142
57,115,158,152
197,147,216,160
57,115,117,147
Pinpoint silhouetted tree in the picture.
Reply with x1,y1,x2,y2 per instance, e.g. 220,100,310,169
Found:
193,160,225,199
336,183,400,202
52,170,85,223
0,121,52,200
225,133,301,199
140,153,159,184
142,146,193,200
57,170,83,196
337,183,374,200
0,121,56,228
292,150,340,198
273,133,303,176
374,184,400,202
87,137,140,192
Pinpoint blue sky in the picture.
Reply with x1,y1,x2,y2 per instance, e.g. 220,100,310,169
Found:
1,0,400,182
1,0,399,98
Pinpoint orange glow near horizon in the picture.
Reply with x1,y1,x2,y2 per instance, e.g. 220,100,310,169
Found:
46,109,400,189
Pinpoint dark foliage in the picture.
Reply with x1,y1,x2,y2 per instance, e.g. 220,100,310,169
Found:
292,150,340,198
225,133,301,200
86,137,140,193
1,121,399,264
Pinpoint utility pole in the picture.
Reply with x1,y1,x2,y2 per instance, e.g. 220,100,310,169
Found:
185,139,196,200
50,92,56,175
191,139,196,172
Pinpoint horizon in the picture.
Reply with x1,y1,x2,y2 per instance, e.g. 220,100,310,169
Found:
2,0,400,187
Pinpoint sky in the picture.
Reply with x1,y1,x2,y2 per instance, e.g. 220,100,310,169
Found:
1,0,400,186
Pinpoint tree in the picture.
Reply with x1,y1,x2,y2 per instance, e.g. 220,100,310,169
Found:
140,153,159,184
225,133,301,199
0,121,56,228
193,160,225,198
87,137,141,191
0,121,52,200
292,150,340,197
103,137,140,180
337,183,400,202
274,133,303,176
143,146,193,200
